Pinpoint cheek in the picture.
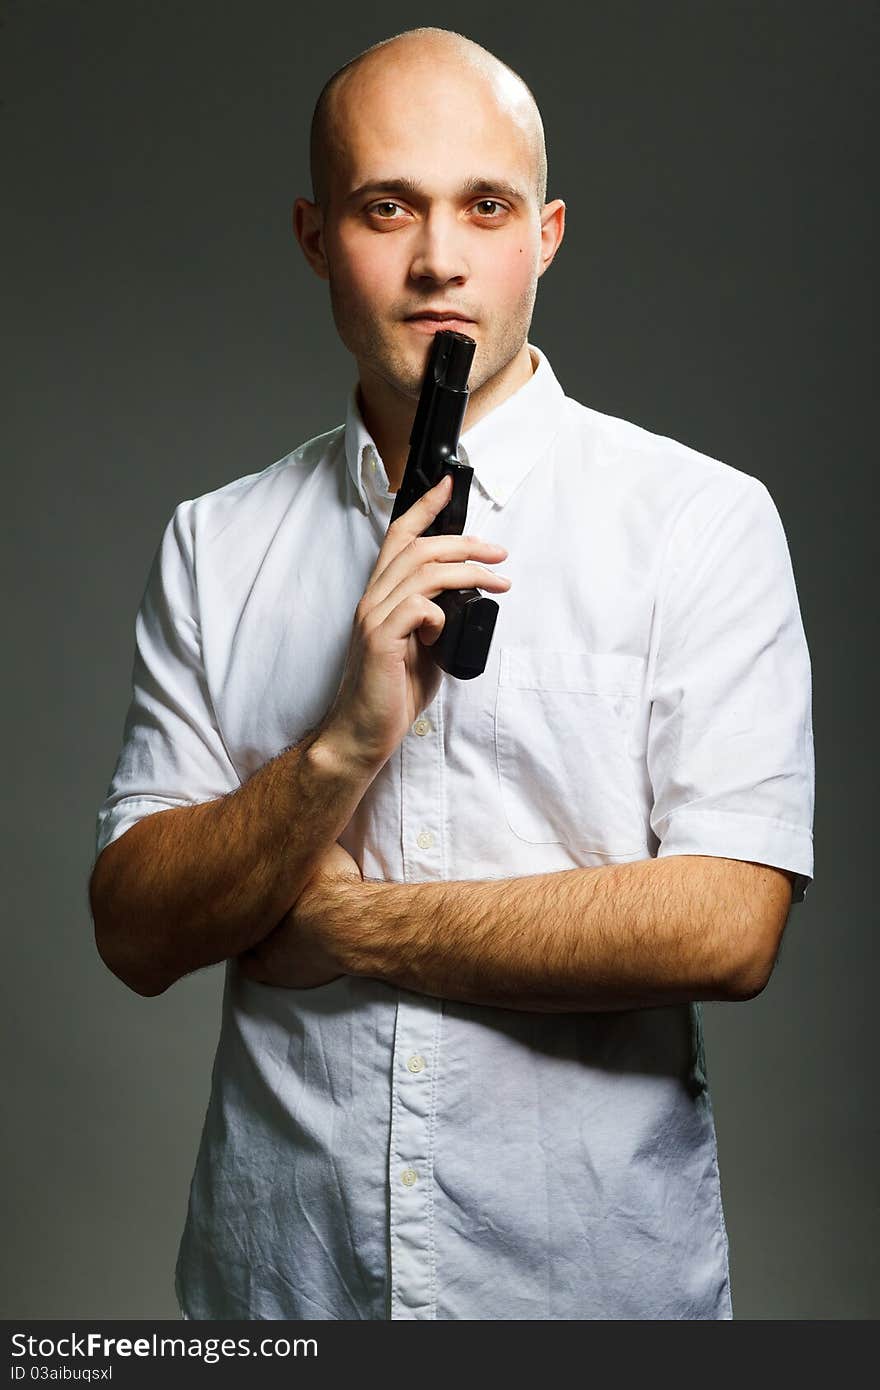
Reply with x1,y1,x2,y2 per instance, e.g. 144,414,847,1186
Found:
481,242,537,301
330,232,396,302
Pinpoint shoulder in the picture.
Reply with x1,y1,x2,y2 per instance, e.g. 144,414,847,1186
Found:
167,423,346,558
194,423,345,522
561,394,767,517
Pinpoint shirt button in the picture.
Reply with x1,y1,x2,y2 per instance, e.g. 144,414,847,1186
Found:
416,830,434,850
407,1055,426,1073
401,1167,418,1187
412,717,431,736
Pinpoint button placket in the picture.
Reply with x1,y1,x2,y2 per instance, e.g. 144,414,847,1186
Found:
391,701,445,1318
388,997,442,1319
401,699,442,879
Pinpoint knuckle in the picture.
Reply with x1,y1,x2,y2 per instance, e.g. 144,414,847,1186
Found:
395,537,419,564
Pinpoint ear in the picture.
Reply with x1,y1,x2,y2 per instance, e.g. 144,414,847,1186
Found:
294,197,330,281
537,198,566,277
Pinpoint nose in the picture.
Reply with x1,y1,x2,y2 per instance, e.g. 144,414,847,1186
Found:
408,208,469,287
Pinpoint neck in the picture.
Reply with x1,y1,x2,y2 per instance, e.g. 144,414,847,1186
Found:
357,341,537,493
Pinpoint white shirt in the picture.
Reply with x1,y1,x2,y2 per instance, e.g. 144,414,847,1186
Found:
95,344,814,1320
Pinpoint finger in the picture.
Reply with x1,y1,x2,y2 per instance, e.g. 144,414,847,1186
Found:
373,475,454,574
367,562,511,635
377,592,448,647
396,473,453,534
366,532,508,611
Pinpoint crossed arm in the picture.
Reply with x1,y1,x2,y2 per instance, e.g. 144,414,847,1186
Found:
238,848,795,1012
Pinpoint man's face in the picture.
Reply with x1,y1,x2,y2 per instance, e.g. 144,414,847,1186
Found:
310,57,550,401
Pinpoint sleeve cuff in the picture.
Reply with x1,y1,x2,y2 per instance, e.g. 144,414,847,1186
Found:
94,795,192,865
655,806,814,904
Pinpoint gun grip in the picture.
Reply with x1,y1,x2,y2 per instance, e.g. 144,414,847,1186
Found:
430,591,499,680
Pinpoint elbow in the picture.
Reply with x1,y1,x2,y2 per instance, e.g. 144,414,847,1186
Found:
723,925,782,1003
131,974,173,999
724,961,772,1002
717,870,793,1002
89,860,172,999
93,916,172,998
126,965,174,998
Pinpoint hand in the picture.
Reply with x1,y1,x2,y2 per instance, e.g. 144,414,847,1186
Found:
322,474,511,770
237,842,363,989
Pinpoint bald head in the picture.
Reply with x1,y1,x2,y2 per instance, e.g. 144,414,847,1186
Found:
309,28,547,212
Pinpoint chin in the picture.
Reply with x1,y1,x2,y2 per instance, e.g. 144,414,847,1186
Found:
384,342,433,392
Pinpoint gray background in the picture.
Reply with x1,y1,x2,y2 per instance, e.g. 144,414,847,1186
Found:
3,0,876,1319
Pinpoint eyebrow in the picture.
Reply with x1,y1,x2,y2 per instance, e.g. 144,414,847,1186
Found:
345,176,529,206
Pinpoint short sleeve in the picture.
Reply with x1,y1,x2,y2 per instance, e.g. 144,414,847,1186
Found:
93,500,240,864
647,474,815,903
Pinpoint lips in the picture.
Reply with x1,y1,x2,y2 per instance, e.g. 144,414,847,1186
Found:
404,313,476,334
405,312,475,324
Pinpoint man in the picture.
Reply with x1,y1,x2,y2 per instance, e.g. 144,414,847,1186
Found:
90,27,814,1320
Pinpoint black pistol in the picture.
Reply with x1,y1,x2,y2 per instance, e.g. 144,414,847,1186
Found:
389,329,499,680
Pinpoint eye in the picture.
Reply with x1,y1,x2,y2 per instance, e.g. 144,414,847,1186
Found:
368,201,405,219
473,199,506,217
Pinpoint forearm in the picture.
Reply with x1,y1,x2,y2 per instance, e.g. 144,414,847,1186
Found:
90,723,378,996
338,855,775,1011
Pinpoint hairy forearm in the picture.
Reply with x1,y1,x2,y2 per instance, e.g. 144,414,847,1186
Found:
90,724,379,997
337,855,782,1011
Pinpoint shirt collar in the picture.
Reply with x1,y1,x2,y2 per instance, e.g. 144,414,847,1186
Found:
343,343,566,516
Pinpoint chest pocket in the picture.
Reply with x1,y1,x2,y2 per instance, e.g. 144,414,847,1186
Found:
494,647,646,853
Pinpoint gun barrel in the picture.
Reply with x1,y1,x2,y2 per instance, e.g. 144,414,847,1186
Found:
391,331,476,523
